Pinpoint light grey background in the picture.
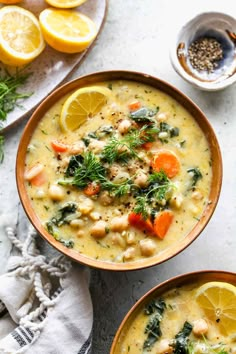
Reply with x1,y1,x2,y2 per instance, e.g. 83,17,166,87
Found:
0,1,235,353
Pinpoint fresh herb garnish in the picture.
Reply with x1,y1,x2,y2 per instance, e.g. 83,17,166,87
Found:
0,68,32,163
0,69,32,121
62,152,106,187
143,298,166,350
133,171,173,219
187,167,202,187
129,107,159,123
101,124,159,164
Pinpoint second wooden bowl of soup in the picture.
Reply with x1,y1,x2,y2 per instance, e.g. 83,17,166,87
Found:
110,270,236,353
16,71,222,270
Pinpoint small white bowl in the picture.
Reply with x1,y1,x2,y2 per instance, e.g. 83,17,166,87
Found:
170,12,236,91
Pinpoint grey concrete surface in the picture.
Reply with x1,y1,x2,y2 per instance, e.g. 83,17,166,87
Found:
0,1,235,353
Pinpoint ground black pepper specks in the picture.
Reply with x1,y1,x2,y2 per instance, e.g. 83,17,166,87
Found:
188,37,223,72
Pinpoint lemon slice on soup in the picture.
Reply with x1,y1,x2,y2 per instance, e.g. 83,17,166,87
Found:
0,6,45,66
39,8,97,53
60,86,112,132
195,281,236,336
44,0,87,8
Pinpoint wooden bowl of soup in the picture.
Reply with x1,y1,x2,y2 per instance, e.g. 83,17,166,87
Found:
110,270,236,353
16,71,222,270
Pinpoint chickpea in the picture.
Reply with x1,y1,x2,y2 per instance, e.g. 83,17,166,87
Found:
99,191,114,206
77,230,85,238
78,198,94,215
193,319,208,336
69,141,85,155
156,112,168,122
48,184,65,201
134,170,148,188
140,239,156,257
113,172,130,184
118,119,132,134
156,339,173,354
110,215,129,232
90,220,107,238
89,212,101,221
88,140,106,154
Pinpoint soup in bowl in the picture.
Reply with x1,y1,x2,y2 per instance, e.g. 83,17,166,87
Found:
16,71,222,270
110,270,236,353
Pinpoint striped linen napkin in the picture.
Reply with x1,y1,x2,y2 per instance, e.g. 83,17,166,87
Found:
0,214,93,354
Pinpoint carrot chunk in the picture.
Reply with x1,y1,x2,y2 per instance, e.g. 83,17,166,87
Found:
128,212,154,235
83,182,101,196
151,150,180,178
128,101,141,112
153,210,173,239
30,171,47,186
51,140,68,153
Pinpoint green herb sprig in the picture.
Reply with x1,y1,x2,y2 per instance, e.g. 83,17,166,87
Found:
0,68,32,163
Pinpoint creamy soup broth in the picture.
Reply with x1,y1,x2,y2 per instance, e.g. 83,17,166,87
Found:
25,80,212,263
117,281,235,354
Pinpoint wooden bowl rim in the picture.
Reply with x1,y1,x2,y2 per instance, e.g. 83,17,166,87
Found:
16,70,223,271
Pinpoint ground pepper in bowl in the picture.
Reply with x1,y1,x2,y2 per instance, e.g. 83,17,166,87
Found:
188,37,223,72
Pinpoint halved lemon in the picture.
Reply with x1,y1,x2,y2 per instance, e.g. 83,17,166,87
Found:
0,0,22,3
60,86,112,132
0,6,45,66
195,281,236,336
44,0,87,8
39,8,97,53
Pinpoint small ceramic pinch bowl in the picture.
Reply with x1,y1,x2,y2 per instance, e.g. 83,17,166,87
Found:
170,12,236,91
110,270,236,353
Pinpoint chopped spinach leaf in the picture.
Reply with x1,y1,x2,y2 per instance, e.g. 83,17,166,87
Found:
187,167,202,187
173,321,192,354
129,107,159,123
143,298,166,350
65,154,84,177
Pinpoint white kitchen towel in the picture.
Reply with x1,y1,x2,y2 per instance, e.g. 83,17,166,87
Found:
0,216,93,354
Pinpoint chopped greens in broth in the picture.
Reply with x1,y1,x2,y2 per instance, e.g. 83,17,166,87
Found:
117,282,235,354
24,80,212,263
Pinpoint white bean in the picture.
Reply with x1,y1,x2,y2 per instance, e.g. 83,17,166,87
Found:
123,247,136,260
24,163,44,181
156,112,168,122
88,140,106,154
192,190,203,200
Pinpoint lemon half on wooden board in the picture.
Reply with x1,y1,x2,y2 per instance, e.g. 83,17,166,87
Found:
45,0,87,8
39,8,97,53
60,86,112,132
0,6,45,66
195,281,236,336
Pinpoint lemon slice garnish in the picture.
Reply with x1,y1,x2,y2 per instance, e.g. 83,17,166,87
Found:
195,281,236,336
60,86,112,132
